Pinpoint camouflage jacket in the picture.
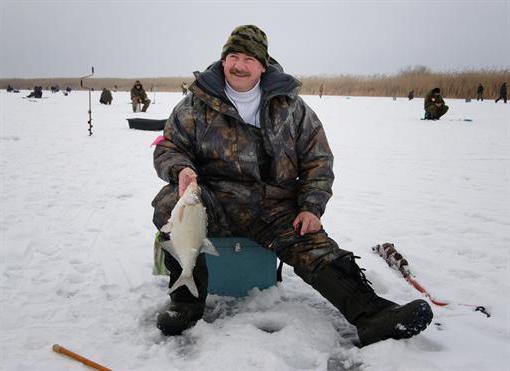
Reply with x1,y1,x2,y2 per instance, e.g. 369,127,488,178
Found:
153,60,334,220
130,86,147,101
424,90,445,109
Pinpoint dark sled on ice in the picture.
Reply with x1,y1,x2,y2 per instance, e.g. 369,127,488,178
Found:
127,118,167,131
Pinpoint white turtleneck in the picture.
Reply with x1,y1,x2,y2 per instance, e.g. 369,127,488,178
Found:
224,80,262,127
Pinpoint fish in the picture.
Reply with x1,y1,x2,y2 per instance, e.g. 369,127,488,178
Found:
160,182,218,297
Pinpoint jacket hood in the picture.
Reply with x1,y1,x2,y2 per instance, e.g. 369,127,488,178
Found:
192,59,301,103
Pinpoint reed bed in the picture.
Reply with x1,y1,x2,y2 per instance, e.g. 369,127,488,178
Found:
2,68,508,99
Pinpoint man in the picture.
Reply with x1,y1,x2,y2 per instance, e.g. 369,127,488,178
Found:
319,83,324,98
424,88,448,120
27,86,42,99
476,83,484,101
152,25,433,347
130,80,151,112
181,82,188,95
408,90,415,100
99,88,113,105
495,82,507,103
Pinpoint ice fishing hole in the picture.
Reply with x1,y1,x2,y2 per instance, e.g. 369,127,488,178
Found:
252,318,286,333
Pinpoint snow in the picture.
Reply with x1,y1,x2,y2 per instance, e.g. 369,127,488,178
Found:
1,90,509,370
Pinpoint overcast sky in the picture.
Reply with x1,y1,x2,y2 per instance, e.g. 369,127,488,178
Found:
0,0,508,78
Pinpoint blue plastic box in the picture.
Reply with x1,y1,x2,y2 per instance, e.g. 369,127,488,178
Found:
206,237,277,297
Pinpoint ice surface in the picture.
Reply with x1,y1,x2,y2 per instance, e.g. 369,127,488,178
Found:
1,90,509,370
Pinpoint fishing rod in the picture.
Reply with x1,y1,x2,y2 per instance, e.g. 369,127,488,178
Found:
53,344,111,371
372,243,490,317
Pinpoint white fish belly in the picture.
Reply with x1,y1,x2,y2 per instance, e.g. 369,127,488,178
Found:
170,203,207,273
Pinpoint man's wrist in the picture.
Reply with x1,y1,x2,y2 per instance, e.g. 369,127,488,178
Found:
172,165,189,182
300,202,323,218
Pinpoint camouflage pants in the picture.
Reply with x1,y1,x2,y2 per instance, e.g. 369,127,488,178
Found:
132,98,151,112
152,183,351,278
425,104,449,120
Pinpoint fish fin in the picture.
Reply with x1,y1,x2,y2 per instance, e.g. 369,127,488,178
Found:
168,274,199,298
201,239,219,256
178,205,185,223
160,240,182,266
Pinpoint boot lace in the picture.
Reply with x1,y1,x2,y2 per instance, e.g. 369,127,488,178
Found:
351,256,374,293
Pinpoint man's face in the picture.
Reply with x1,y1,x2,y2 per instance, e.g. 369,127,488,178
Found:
222,53,266,92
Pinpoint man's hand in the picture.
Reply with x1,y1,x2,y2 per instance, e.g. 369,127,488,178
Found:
293,211,321,236
178,167,198,197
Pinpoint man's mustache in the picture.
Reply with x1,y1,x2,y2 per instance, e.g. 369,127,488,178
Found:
229,68,250,77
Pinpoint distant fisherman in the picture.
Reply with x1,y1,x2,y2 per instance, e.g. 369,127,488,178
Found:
130,80,151,112
181,82,188,95
99,88,113,105
495,82,507,103
424,88,449,120
476,83,484,101
27,86,43,99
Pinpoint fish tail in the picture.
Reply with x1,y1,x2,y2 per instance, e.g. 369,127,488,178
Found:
168,273,199,298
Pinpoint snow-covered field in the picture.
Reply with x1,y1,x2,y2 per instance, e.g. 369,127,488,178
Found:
1,90,509,371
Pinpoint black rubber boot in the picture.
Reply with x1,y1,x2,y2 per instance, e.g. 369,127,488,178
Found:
356,299,433,346
308,256,433,347
156,249,208,336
